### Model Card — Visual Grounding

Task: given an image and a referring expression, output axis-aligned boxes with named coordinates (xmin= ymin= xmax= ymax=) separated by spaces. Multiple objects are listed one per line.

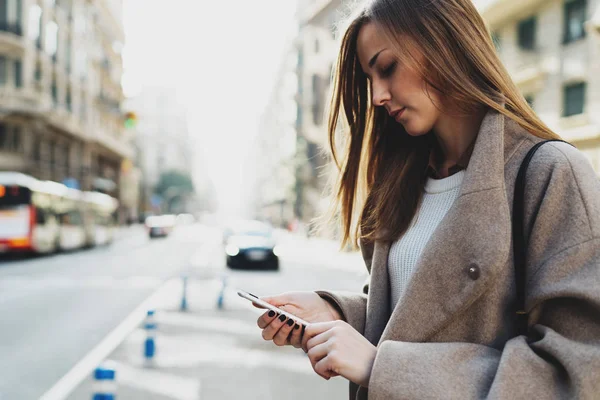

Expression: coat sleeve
xmin=367 ymin=142 xmax=600 ymax=399
xmin=316 ymin=238 xmax=373 ymax=334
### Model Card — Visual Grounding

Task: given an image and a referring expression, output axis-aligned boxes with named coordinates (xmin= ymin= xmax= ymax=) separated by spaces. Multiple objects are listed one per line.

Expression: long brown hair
xmin=326 ymin=0 xmax=560 ymax=249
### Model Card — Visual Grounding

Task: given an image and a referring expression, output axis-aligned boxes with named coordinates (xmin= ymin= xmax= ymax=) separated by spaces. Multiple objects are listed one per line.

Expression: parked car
xmin=225 ymin=220 xmax=280 ymax=270
xmin=145 ymin=215 xmax=176 ymax=238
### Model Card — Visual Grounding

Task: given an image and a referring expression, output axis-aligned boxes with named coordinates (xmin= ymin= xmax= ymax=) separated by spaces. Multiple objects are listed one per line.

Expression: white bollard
xmin=180 ymin=276 xmax=188 ymax=311
xmin=216 ymin=275 xmax=227 ymax=310
xmin=143 ymin=310 xmax=156 ymax=366
xmin=92 ymin=362 xmax=116 ymax=400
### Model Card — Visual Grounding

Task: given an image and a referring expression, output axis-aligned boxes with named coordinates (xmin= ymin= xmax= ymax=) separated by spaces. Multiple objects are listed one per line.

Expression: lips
xmin=390 ymin=107 xmax=406 ymax=121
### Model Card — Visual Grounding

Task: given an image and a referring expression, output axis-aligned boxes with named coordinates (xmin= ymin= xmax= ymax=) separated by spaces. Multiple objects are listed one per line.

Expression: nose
xmin=371 ymin=80 xmax=391 ymax=107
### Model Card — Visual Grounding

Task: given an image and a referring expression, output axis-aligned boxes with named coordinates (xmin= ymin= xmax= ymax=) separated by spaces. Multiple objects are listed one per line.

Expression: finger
xmin=289 ymin=322 xmax=303 ymax=348
xmin=302 ymin=321 xmax=336 ymax=352
xmin=273 ymin=317 xmax=295 ymax=346
xmin=314 ymin=354 xmax=338 ymax=379
xmin=307 ymin=341 xmax=329 ymax=367
xmin=257 ymin=310 xmax=278 ymax=329
xmin=261 ymin=313 xmax=288 ymax=341
xmin=306 ymin=329 xmax=334 ymax=352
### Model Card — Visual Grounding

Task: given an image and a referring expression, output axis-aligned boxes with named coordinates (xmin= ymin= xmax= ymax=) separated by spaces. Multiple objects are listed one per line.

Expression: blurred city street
xmin=1 ymin=0 xmax=599 ymax=398
xmin=0 ymin=223 xmax=367 ymax=399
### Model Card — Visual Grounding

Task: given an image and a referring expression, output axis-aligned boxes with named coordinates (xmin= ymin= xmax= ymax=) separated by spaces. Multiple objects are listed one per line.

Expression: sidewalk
xmin=67 ymin=278 xmax=349 ymax=400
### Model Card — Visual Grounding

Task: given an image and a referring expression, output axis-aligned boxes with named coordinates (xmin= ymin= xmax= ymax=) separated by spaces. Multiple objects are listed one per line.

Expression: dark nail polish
xmin=287 ymin=319 xmax=294 ymax=327
xmin=295 ymin=324 xmax=300 ymax=330
xmin=279 ymin=314 xmax=286 ymax=322
xmin=268 ymin=310 xmax=276 ymax=318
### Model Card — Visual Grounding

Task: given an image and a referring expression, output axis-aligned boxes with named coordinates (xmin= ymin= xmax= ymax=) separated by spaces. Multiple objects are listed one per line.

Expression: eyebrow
xmin=368 ymin=49 xmax=385 ymax=68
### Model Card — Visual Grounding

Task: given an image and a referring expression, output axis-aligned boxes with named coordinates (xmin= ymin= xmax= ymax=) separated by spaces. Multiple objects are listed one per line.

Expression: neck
xmin=432 ymin=106 xmax=487 ymax=164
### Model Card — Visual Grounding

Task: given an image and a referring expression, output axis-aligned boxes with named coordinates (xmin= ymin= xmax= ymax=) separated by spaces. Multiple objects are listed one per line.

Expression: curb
xmin=39 ymin=279 xmax=180 ymax=400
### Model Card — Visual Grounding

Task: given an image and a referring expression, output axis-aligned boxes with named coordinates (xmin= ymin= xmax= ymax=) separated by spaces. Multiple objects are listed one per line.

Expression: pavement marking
xmin=108 ymin=359 xmax=201 ymax=400
xmin=123 ymin=328 xmax=313 ymax=374
xmin=154 ymin=312 xmax=262 ymax=337
xmin=39 ymin=278 xmax=181 ymax=400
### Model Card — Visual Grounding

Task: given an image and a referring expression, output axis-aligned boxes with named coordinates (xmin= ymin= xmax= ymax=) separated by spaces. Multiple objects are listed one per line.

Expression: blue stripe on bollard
xmin=94 ymin=367 xmax=116 ymax=380
xmin=92 ymin=394 xmax=115 ymax=400
xmin=92 ymin=363 xmax=116 ymax=400
xmin=144 ymin=337 xmax=155 ymax=358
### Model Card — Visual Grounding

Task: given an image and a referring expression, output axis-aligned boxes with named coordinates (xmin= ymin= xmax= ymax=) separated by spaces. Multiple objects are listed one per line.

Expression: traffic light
xmin=124 ymin=111 xmax=137 ymax=129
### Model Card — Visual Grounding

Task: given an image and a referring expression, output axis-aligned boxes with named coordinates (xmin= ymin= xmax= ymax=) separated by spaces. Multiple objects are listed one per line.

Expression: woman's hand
xmin=302 ymin=320 xmax=377 ymax=387
xmin=256 ymin=291 xmax=342 ymax=348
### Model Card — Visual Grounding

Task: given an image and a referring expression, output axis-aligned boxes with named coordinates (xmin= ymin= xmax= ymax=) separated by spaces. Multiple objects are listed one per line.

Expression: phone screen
xmin=237 ymin=290 xmax=309 ymax=326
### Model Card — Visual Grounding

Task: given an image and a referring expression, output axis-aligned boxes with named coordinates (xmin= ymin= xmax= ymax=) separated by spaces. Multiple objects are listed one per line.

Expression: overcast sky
xmin=122 ymin=0 xmax=298 ymax=216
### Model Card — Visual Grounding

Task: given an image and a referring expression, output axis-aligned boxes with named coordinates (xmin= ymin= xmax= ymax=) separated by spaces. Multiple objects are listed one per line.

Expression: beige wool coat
xmin=318 ymin=109 xmax=600 ymax=399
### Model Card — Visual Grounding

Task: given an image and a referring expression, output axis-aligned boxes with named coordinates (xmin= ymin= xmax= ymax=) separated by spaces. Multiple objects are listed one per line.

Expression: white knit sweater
xmin=388 ymin=170 xmax=465 ymax=308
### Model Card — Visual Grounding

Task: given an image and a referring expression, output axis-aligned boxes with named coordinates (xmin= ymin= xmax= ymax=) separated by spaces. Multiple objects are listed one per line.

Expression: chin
xmin=402 ymin=122 xmax=431 ymax=137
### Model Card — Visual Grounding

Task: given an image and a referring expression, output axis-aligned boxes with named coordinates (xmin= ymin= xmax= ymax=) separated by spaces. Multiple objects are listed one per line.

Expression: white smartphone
xmin=237 ymin=290 xmax=310 ymax=326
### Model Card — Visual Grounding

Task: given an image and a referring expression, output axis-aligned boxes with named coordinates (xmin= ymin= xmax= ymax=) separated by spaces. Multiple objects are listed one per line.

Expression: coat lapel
xmin=363 ymin=240 xmax=391 ymax=344
xmin=369 ymin=109 xmax=516 ymax=344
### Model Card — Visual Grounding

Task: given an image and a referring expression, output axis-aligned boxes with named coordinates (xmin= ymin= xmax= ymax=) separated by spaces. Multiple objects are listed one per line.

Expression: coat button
xmin=467 ymin=264 xmax=480 ymax=280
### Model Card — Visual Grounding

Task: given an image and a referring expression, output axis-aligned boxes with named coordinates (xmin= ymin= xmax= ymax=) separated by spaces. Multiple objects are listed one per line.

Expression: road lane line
xmin=39 ymin=278 xmax=180 ymax=400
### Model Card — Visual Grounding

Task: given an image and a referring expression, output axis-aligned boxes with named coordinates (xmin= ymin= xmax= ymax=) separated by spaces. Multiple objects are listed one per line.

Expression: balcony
xmin=298 ymin=0 xmax=339 ymax=26
xmin=0 ymin=87 xmax=47 ymax=115
xmin=505 ymin=50 xmax=546 ymax=89
xmin=482 ymin=0 xmax=547 ymax=28
xmin=92 ymin=126 xmax=133 ymax=159
xmin=0 ymin=23 xmax=25 ymax=56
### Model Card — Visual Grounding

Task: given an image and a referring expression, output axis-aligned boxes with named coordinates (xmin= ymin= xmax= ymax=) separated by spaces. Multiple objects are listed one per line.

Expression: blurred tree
xmin=154 ymin=170 xmax=195 ymax=197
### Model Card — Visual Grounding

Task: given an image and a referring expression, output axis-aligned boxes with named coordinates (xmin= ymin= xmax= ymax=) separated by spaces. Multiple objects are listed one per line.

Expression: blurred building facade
xmin=0 ymin=0 xmax=136 ymax=220
xmin=124 ymin=86 xmax=194 ymax=215
xmin=246 ymin=47 xmax=298 ymax=228
xmin=482 ymin=0 xmax=600 ymax=171
xmin=294 ymin=0 xmax=344 ymax=235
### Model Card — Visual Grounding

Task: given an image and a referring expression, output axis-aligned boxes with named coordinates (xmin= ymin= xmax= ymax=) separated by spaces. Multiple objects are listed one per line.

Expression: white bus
xmin=0 ymin=172 xmax=119 ymax=254
xmin=82 ymin=191 xmax=119 ymax=246
xmin=0 ymin=173 xmax=62 ymax=254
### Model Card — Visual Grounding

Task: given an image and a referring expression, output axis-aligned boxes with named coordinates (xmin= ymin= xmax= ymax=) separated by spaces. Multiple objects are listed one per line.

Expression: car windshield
xmin=231 ymin=221 xmax=272 ymax=237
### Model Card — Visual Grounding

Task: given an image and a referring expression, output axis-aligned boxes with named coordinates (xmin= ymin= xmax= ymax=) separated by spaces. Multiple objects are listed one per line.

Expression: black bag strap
xmin=512 ymin=139 xmax=566 ymax=336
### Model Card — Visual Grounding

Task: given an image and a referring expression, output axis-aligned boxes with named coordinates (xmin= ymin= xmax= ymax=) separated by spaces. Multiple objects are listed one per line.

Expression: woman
xmin=256 ymin=0 xmax=600 ymax=398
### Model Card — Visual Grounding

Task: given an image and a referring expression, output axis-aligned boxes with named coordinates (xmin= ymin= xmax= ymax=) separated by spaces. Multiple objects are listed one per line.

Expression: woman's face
xmin=357 ymin=22 xmax=443 ymax=136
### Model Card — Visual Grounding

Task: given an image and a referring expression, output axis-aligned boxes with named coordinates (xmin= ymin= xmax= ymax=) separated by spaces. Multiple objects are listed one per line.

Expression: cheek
xmin=403 ymin=103 xmax=439 ymax=136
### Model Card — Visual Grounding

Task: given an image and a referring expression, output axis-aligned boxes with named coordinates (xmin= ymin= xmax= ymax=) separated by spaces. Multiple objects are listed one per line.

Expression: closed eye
xmin=379 ymin=61 xmax=397 ymax=78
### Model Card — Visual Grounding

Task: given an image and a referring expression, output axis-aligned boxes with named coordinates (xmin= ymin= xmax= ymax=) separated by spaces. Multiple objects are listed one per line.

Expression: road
xmin=0 ymin=224 xmax=368 ymax=400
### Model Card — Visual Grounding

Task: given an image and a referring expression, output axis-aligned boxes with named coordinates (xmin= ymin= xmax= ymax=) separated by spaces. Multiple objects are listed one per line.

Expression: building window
xmin=491 ymin=31 xmax=501 ymax=50
xmin=0 ymin=56 xmax=6 ymax=85
xmin=314 ymin=38 xmax=319 ymax=54
xmin=14 ymin=59 xmax=21 ymax=87
xmin=564 ymin=0 xmax=586 ymax=44
xmin=524 ymin=94 xmax=535 ymax=108
xmin=51 ymin=76 xmax=57 ymax=104
xmin=34 ymin=61 xmax=42 ymax=82
xmin=46 ymin=20 xmax=58 ymax=57
xmin=517 ymin=16 xmax=536 ymax=50
xmin=0 ymin=0 xmax=23 ymax=35
xmin=65 ymin=32 xmax=72 ymax=73
xmin=0 ymin=124 xmax=6 ymax=149
xmin=297 ymin=48 xmax=303 ymax=69
xmin=563 ymin=82 xmax=586 ymax=117
xmin=296 ymin=105 xmax=302 ymax=130
xmin=0 ymin=123 xmax=23 ymax=153
xmin=66 ymin=86 xmax=71 ymax=111
xmin=13 ymin=125 xmax=21 ymax=152
xmin=311 ymin=74 xmax=324 ymax=125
